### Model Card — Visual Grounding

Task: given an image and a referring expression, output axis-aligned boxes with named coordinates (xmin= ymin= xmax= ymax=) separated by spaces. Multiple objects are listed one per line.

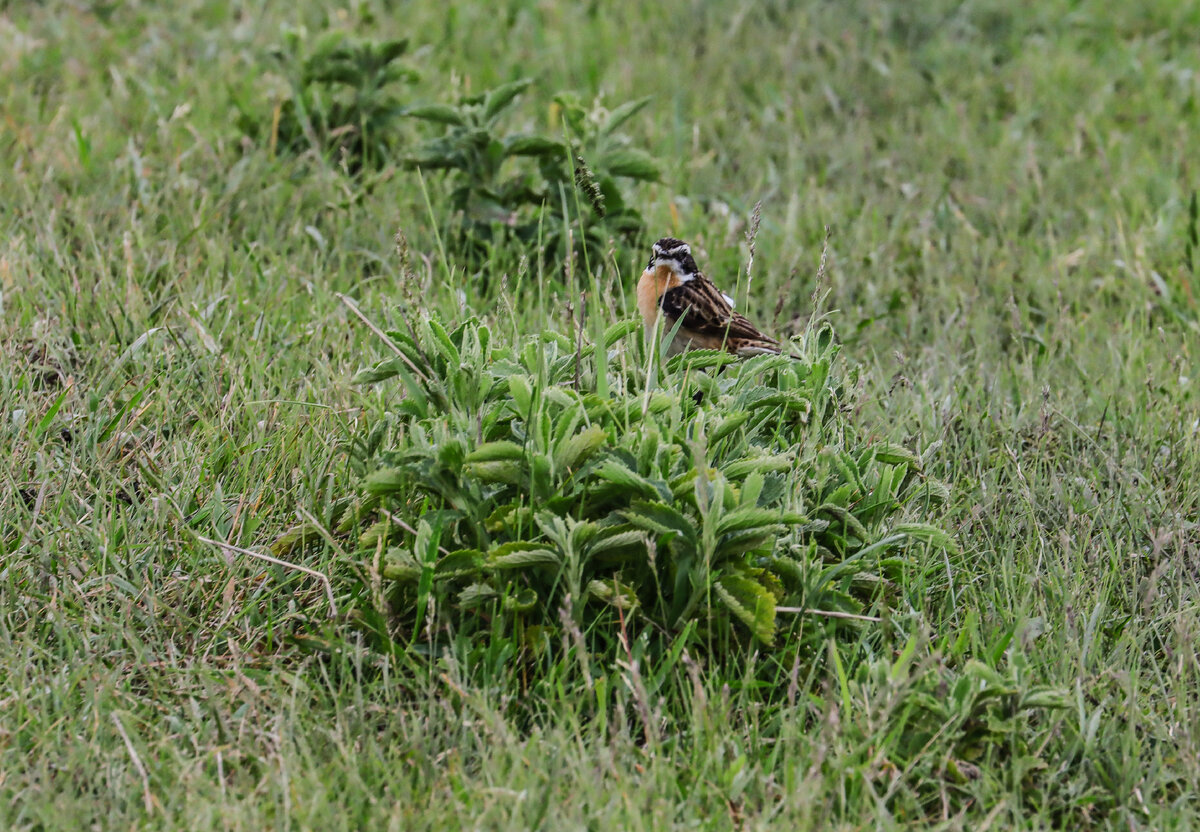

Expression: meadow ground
xmin=3 ymin=1 xmax=1200 ymax=828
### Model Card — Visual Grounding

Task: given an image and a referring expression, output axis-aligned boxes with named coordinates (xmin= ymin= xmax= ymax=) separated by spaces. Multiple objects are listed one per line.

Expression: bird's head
xmin=647 ymin=237 xmax=699 ymax=281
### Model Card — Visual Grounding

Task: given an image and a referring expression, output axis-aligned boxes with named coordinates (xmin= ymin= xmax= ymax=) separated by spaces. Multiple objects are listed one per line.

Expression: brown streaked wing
xmin=659 ymin=275 xmax=777 ymax=345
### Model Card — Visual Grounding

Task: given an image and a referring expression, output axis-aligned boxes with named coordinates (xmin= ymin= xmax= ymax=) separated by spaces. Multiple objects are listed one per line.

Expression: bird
xmin=636 ymin=237 xmax=787 ymax=357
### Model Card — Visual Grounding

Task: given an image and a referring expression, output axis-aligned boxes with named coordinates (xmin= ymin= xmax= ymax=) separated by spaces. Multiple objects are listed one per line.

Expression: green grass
xmin=3 ymin=0 xmax=1199 ymax=828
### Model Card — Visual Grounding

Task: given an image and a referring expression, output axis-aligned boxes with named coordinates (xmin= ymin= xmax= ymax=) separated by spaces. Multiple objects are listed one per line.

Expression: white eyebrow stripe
xmin=653 ymin=243 xmax=691 ymax=256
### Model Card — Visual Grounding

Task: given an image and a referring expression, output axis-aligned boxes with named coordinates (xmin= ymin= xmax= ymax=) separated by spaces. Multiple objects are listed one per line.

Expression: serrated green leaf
xmin=1020 ymin=687 xmax=1071 ymax=709
xmin=588 ymin=529 xmax=646 ymax=556
xmin=403 ymin=103 xmax=466 ymax=125
xmin=714 ymin=573 xmax=776 ymax=645
xmin=555 ymin=425 xmax=608 ymax=471
xmin=873 ymin=442 xmax=920 ymax=467
xmin=465 ymin=440 xmax=526 ymax=463
xmin=458 ymin=582 xmax=499 ymax=608
xmin=893 ymin=522 xmax=960 ymax=555
xmin=271 ymin=523 xmax=321 ymax=556
xmin=602 ymin=148 xmax=661 ymax=181
xmin=489 ymin=548 xmax=560 ymax=568
xmin=482 ymin=78 xmax=533 ymax=120
xmin=351 ymin=356 xmax=405 ymax=384
xmin=622 ymin=500 xmax=696 ymax=543
xmin=504 ymin=135 xmax=566 ymax=157
xmin=376 ymin=37 xmax=409 ymax=64
xmin=364 ymin=468 xmax=408 ymax=494
xmin=602 ymin=96 xmax=652 ymax=134
xmin=715 ymin=529 xmax=777 ymax=559
xmin=723 ymin=454 xmax=794 ymax=479
xmin=464 ymin=459 xmax=522 ymax=485
xmin=716 ymin=507 xmax=806 ymax=536
xmin=710 ymin=411 xmax=751 ymax=444
xmin=666 ymin=349 xmax=739 ymax=373
xmin=509 ymin=374 xmax=533 ymax=416
xmin=594 ymin=459 xmax=662 ymax=499
xmin=603 ymin=318 xmax=641 ymax=348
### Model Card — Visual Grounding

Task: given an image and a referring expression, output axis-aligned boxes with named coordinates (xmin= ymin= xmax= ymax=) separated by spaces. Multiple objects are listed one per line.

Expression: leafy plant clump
xmin=278 ymin=313 xmax=955 ymax=666
xmin=405 ymin=85 xmax=662 ymax=265
xmin=236 ymin=28 xmax=417 ymax=170
xmin=235 ymin=29 xmax=662 ymax=268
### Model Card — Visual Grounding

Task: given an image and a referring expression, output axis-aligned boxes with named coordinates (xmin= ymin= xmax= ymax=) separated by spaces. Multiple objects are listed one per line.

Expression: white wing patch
xmin=721 ymin=292 xmax=735 ymax=307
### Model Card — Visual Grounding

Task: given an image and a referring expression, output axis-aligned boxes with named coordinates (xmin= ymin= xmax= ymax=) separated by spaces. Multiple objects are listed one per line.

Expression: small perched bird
xmin=636 ymin=237 xmax=786 ymax=357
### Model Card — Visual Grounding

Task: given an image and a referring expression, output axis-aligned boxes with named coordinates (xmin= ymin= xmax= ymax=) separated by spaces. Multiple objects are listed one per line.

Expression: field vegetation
xmin=2 ymin=0 xmax=1199 ymax=828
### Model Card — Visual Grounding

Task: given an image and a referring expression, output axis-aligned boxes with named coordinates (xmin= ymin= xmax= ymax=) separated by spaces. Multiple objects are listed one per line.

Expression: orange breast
xmin=636 ymin=266 xmax=685 ymax=329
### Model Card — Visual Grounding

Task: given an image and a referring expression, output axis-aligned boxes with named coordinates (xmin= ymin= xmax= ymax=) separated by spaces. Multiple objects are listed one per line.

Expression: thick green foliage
xmin=235 ymin=28 xmax=418 ymax=170
xmin=405 ymin=85 xmax=661 ymax=264
xmin=278 ymin=315 xmax=954 ymax=659
xmin=235 ymin=26 xmax=661 ymax=265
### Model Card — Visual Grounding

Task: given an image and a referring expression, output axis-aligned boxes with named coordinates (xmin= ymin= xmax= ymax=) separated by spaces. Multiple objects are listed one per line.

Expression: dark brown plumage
xmin=636 ymin=237 xmax=785 ymax=357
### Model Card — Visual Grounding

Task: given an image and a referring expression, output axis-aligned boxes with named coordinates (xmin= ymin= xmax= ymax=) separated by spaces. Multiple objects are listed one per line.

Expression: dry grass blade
xmin=197 ymin=535 xmax=338 ymax=618
xmin=775 ymin=607 xmax=881 ymax=623
xmin=337 ymin=292 xmax=430 ymax=383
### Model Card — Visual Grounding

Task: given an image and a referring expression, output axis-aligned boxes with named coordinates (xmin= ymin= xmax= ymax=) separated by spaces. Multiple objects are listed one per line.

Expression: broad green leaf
xmin=435 ymin=549 xmax=484 ymax=580
xmin=714 ymin=573 xmax=777 ymax=645
xmin=723 ymin=454 xmax=794 ymax=479
xmin=904 ymin=478 xmax=952 ymax=503
xmin=740 ymin=471 xmax=765 ymax=507
xmin=622 ymin=500 xmax=696 ymax=542
xmin=603 ymin=318 xmax=640 ymax=348
xmin=465 ymin=440 xmax=526 ymax=463
xmin=403 ymin=103 xmax=466 ymax=125
xmin=271 ymin=523 xmax=321 ymax=556
xmin=555 ymin=424 xmax=608 ymax=471
xmin=1020 ymin=687 xmax=1071 ymax=709
xmin=364 ymin=468 xmax=407 ymax=494
xmin=458 ymin=582 xmax=499 ymax=608
xmin=487 ymin=541 xmax=560 ymax=569
xmin=602 ymin=96 xmax=652 ymax=134
xmin=893 ymin=522 xmax=960 ymax=555
xmin=594 ymin=459 xmax=663 ymax=500
xmin=588 ymin=529 xmax=646 ymax=556
xmin=716 ymin=507 xmax=806 ymax=536
xmin=602 ymin=148 xmax=661 ymax=181
xmin=376 ymin=37 xmax=409 ymax=64
xmin=425 ymin=317 xmax=459 ymax=364
xmin=504 ymin=135 xmax=566 ymax=157
xmin=816 ymin=503 xmax=870 ymax=542
xmin=715 ymin=529 xmax=777 ymax=559
xmin=503 ymin=586 xmax=538 ymax=612
xmin=464 ymin=459 xmax=522 ymax=485
xmin=382 ymin=552 xmax=421 ymax=582
xmin=873 ymin=442 xmax=921 ymax=467
xmin=710 ymin=411 xmax=751 ymax=444
xmin=666 ymin=349 xmax=739 ymax=373
xmin=508 ymin=374 xmax=533 ymax=416
xmin=489 ymin=548 xmax=560 ymax=568
xmin=482 ymin=78 xmax=534 ymax=120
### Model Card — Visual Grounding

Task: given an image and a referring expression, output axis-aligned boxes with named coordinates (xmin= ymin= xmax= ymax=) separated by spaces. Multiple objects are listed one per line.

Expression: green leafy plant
xmin=277 ymin=312 xmax=954 ymax=667
xmin=845 ymin=644 xmax=1070 ymax=815
xmin=404 ymin=84 xmax=661 ymax=266
xmin=237 ymin=28 xmax=417 ymax=170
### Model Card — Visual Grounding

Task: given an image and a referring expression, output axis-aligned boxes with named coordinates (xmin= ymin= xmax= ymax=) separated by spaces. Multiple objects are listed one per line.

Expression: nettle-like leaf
xmin=601 ymin=148 xmax=661 ymax=182
xmin=714 ymin=572 xmax=777 ymax=645
xmin=249 ymin=29 xmax=418 ymax=170
xmin=304 ymin=313 xmax=956 ymax=663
